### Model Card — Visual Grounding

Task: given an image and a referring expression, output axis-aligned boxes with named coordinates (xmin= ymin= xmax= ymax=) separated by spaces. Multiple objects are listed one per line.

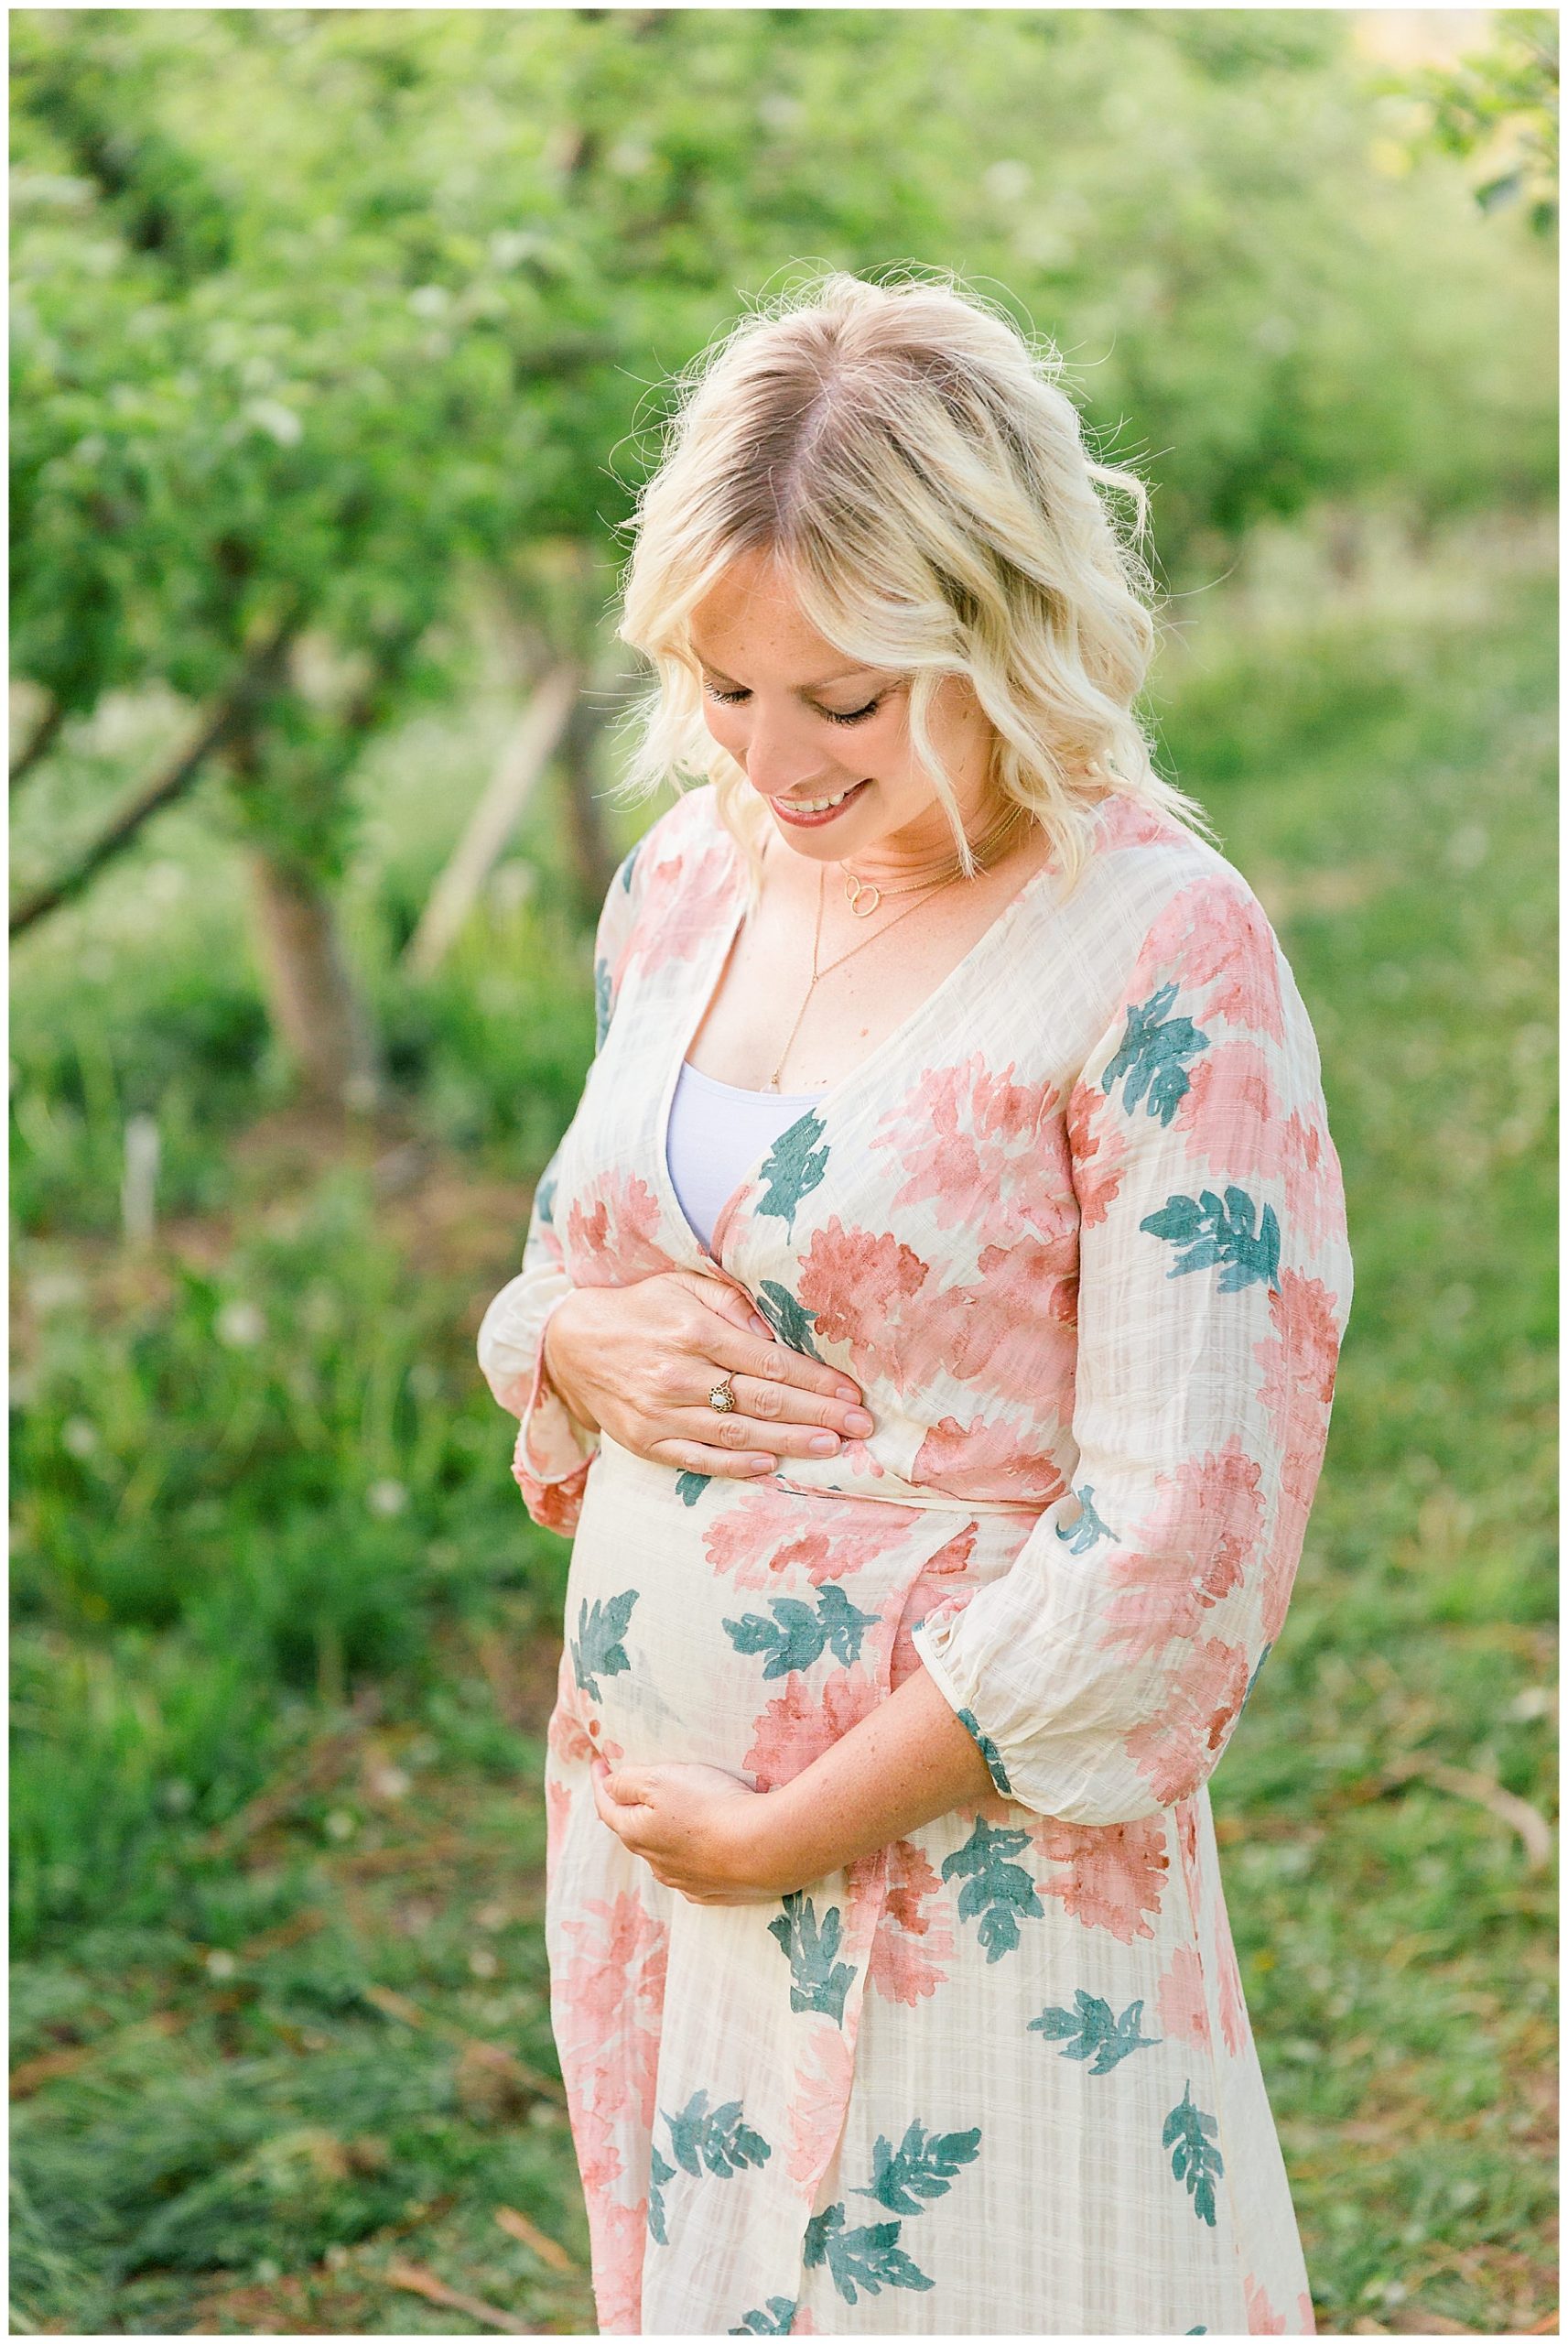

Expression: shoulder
xmin=1065 ymin=793 xmax=1291 ymax=1035
xmin=610 ymin=783 xmax=735 ymax=908
xmin=595 ymin=785 xmax=745 ymax=1011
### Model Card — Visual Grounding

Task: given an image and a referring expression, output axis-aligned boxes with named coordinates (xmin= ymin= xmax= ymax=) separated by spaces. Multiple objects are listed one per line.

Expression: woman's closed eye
xmin=702 ymin=683 xmax=885 ymax=727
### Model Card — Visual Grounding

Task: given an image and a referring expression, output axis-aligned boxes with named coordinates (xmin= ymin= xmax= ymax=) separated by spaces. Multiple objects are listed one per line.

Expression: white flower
xmin=366 ymin=1478 xmax=407 ymax=1517
xmin=216 ymin=1299 xmax=265 ymax=1348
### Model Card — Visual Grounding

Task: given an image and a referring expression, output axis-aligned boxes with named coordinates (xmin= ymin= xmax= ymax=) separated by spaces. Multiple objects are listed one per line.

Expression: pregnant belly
xmin=552 ymin=1435 xmax=1033 ymax=1783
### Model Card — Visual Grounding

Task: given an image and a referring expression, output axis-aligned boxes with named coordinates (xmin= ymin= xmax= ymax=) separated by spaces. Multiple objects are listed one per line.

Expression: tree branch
xmin=9 ymin=693 xmax=65 ymax=791
xmin=9 ymin=616 xmax=297 ymax=938
xmin=403 ymin=662 xmax=582 ymax=979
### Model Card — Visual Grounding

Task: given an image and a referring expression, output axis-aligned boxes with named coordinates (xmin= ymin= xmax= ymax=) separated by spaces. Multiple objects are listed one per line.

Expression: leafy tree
xmin=1391 ymin=11 xmax=1558 ymax=236
xmin=11 ymin=7 xmax=1554 ymax=1111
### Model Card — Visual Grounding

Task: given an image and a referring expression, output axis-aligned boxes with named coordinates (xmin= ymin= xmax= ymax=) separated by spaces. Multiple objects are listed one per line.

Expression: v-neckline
xmin=650 ymin=808 xmax=1072 ymax=1269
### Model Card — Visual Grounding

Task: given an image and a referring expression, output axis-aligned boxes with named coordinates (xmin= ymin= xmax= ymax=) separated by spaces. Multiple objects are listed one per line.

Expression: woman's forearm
xmin=753 ymin=1660 xmax=997 ymax=1887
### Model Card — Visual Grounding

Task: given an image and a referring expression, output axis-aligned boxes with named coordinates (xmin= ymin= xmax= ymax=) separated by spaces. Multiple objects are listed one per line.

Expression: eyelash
xmin=703 ymin=685 xmax=884 ymax=727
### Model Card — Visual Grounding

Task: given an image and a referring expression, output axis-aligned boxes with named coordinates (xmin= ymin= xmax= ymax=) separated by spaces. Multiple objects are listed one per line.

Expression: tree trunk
xmin=245 ymin=846 xmax=383 ymax=1111
xmin=557 ymin=689 xmax=618 ymax=918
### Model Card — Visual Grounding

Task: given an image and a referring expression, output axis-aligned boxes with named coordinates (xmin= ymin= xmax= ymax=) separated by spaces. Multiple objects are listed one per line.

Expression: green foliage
xmin=1391 ymin=11 xmax=1558 ymax=235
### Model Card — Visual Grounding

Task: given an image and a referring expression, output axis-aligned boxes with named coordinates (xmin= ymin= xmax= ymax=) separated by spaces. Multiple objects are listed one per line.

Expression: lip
xmin=769 ymin=778 xmax=871 ymax=829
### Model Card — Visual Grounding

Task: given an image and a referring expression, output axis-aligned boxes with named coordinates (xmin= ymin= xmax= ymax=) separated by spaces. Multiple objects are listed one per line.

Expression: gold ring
xmin=709 ymin=1376 xmax=737 ymax=1414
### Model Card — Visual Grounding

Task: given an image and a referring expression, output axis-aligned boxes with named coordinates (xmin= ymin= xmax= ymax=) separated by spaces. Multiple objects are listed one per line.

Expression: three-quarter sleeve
xmin=476 ymin=836 xmax=644 ymax=1536
xmin=910 ymin=865 xmax=1354 ymax=1825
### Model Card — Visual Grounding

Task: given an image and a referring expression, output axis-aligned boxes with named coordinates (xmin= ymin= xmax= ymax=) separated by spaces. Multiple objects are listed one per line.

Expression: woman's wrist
xmin=541 ymin=1289 xmax=601 ymax=1435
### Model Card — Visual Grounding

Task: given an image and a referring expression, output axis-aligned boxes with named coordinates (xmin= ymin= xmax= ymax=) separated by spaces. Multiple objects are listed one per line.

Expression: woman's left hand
xmin=589 ymin=1754 xmax=795 ymax=1904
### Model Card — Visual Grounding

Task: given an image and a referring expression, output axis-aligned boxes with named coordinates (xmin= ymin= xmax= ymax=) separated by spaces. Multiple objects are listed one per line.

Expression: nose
xmin=741 ymin=710 xmax=846 ymax=800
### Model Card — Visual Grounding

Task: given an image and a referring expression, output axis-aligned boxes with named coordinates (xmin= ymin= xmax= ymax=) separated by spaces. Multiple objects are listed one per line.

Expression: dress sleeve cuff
xmin=911 ymin=1612 xmax=1015 ymax=1799
xmin=502 ymin=1290 xmax=600 ymax=1538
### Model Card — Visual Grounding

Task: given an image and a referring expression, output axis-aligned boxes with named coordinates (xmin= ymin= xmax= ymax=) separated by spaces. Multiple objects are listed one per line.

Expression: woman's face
xmin=687 ymin=547 xmax=999 ymax=871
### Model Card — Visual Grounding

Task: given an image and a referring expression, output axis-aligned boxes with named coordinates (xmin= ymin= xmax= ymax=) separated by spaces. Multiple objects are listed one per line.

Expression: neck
xmin=843 ymin=792 xmax=1032 ymax=887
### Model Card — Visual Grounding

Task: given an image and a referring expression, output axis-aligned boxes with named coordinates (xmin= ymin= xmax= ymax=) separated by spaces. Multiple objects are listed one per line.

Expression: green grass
xmin=9 ymin=505 xmax=1556 ymax=2334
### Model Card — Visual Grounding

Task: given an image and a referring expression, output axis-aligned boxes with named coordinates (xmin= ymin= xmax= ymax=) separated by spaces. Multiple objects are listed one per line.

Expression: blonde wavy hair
xmin=612 ymin=267 xmax=1216 ymax=899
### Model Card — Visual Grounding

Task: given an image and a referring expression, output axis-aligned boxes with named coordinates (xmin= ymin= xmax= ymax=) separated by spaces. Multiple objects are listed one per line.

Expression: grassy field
xmin=9 ymin=505 xmax=1556 ymax=2336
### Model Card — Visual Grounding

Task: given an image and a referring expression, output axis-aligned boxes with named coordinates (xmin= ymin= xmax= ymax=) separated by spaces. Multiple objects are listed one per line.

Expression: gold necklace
xmin=840 ymin=791 xmax=1033 ymax=917
xmin=765 ymin=858 xmax=964 ymax=1091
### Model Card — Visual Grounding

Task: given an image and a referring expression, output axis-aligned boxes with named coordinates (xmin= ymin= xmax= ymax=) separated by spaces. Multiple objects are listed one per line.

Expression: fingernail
xmin=750 ymin=1313 xmax=773 ymax=1338
xmin=809 ymin=1432 xmax=841 ymax=1455
xmin=835 ymin=1384 xmax=860 ymax=1404
xmin=844 ymin=1409 xmax=874 ymax=1437
xmin=746 ymin=1457 xmax=774 ymax=1474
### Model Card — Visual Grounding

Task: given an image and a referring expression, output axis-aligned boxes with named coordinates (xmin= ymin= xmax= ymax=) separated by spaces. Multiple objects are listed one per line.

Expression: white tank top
xmin=666 ymin=1058 xmax=826 ymax=1253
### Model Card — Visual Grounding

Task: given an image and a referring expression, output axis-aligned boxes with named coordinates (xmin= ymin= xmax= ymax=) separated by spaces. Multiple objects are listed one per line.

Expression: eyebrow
xmin=691 ymin=651 xmax=885 ymax=695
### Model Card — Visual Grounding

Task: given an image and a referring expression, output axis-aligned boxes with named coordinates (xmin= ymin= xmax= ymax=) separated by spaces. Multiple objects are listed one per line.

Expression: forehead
xmin=687 ymin=548 xmax=867 ymax=679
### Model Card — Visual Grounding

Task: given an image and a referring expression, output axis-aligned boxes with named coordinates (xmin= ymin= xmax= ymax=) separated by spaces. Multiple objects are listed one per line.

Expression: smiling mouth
xmin=768 ymin=777 xmax=867 ymax=825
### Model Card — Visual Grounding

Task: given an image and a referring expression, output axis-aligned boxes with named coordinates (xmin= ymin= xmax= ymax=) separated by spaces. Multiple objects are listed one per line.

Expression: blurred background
xmin=8 ymin=8 xmax=1557 ymax=2334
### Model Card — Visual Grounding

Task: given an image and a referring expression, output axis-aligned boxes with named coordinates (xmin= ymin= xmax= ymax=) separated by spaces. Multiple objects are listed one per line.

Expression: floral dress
xmin=477 ymin=782 xmax=1352 ymax=2337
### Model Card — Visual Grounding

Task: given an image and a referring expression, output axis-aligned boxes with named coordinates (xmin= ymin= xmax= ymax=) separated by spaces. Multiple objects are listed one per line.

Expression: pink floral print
xmin=475 ymin=781 xmax=1347 ymax=2335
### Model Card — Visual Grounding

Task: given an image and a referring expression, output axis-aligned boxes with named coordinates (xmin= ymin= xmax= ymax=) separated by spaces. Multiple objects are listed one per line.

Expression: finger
xmin=722 ymin=1373 xmax=874 ymax=1438
xmin=698 ymin=1312 xmax=864 ymax=1408
xmin=646 ymin=1438 xmax=784 ymax=1481
xmin=686 ymin=1277 xmax=778 ymax=1347
xmin=671 ymin=1405 xmax=856 ymax=1463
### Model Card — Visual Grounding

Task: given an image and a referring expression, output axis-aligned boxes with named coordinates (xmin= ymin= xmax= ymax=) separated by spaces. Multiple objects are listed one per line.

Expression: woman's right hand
xmin=540 ymin=1271 xmax=875 ymax=1481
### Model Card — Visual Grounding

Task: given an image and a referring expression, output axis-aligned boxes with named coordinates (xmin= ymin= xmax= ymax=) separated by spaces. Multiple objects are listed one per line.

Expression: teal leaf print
xmin=850 ymin=2120 xmax=982 ymax=2216
xmin=1140 ymin=1187 xmax=1281 ymax=1294
xmin=593 ymin=958 xmax=614 ymax=1049
xmin=535 ymin=1167 xmax=558 ymax=1229
xmin=1028 ymin=1991 xmax=1162 ymax=2074
xmin=802 ymin=2202 xmax=935 ymax=2306
xmin=955 ymin=1707 xmax=1012 ymax=1796
xmin=1162 ymin=2081 xmax=1225 ymax=2226
xmin=616 ymin=839 xmax=641 ymax=894
xmin=570 ymin=1588 xmax=639 ymax=1700
xmin=1238 ymin=1640 xmax=1273 ymax=1720
xmin=767 ymin=1891 xmax=857 ymax=2022
xmin=1055 ymin=1484 xmax=1114 ymax=1554
xmin=940 ymin=1816 xmax=1044 ymax=1961
xmin=664 ymin=2089 xmax=772 ymax=2180
xmin=754 ymin=1112 xmax=829 ymax=1233
xmin=730 ymin=2300 xmax=797 ymax=2335
xmin=647 ymin=2139 xmax=676 ymax=2244
xmin=754 ymin=1280 xmax=825 ymax=1362
xmin=1187 ymin=2328 xmax=1209 ymax=2334
xmin=676 ymin=1470 xmax=711 ymax=1507
xmin=723 ymin=1584 xmax=879 ymax=1678
xmin=1104 ymin=982 xmax=1210 ymax=1125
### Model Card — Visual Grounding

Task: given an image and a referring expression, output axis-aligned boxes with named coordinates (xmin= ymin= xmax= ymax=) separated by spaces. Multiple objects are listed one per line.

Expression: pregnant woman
xmin=477 ymin=272 xmax=1352 ymax=2336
